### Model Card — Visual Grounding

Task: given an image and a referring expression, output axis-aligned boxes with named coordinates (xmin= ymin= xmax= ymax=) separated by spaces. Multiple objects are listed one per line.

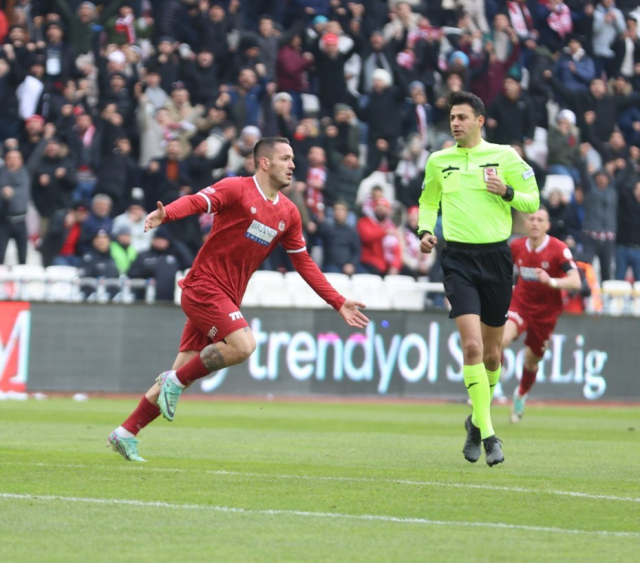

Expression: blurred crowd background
xmin=0 ymin=0 xmax=639 ymax=305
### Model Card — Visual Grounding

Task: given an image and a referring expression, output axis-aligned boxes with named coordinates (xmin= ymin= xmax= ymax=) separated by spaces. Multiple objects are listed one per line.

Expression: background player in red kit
xmin=108 ymin=137 xmax=369 ymax=461
xmin=502 ymin=207 xmax=581 ymax=423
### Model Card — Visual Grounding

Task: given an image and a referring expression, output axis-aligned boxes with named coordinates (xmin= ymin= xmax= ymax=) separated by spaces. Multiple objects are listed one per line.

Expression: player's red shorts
xmin=507 ymin=298 xmax=558 ymax=358
xmin=179 ymin=285 xmax=249 ymax=352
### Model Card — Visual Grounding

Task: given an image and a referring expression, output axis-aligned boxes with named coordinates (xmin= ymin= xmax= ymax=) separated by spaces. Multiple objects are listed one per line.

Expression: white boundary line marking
xmin=2 ymin=461 xmax=640 ymax=504
xmin=1 ymin=492 xmax=638 ymax=538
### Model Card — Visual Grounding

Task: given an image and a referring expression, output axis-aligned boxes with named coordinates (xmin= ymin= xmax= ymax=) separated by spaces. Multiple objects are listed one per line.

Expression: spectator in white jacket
xmin=592 ymin=0 xmax=626 ymax=79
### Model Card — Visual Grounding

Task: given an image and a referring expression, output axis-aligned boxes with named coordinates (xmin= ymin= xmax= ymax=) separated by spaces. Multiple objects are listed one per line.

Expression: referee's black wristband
xmin=417 ymin=230 xmax=432 ymax=240
xmin=502 ymin=185 xmax=515 ymax=202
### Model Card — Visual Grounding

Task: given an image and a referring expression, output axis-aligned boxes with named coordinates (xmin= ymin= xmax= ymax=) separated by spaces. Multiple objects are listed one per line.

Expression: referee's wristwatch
xmin=417 ymin=230 xmax=432 ymax=240
xmin=501 ymin=185 xmax=515 ymax=202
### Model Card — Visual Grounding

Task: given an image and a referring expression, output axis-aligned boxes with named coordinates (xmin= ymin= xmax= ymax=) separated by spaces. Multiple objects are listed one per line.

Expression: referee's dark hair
xmin=447 ymin=91 xmax=486 ymax=118
xmin=254 ymin=136 xmax=290 ymax=166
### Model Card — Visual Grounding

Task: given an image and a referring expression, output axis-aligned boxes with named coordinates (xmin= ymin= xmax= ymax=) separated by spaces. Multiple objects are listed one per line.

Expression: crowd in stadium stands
xmin=0 ymin=0 xmax=639 ymax=303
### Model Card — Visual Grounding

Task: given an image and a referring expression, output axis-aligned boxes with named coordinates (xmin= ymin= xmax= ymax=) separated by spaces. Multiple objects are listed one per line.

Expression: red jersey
xmin=162 ymin=176 xmax=345 ymax=310
xmin=511 ymin=235 xmax=577 ymax=319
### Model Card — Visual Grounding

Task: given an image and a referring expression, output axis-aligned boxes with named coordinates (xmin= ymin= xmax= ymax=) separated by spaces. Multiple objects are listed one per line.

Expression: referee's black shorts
xmin=441 ymin=240 xmax=513 ymax=327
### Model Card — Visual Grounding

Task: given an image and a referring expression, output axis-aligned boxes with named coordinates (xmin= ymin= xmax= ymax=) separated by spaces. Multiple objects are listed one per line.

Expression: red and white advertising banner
xmin=0 ymin=302 xmax=31 ymax=392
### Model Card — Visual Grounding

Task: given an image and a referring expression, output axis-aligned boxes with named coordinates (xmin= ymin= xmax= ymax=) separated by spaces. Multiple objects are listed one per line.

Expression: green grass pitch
xmin=0 ymin=397 xmax=639 ymax=562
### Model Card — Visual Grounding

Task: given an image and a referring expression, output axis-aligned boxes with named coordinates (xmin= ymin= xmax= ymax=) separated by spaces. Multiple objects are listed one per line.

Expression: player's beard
xmin=272 ymin=171 xmax=292 ymax=190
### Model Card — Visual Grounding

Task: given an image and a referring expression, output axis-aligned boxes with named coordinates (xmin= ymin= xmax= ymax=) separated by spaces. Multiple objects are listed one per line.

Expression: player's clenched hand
xmin=420 ymin=234 xmax=437 ymax=254
xmin=339 ymin=299 xmax=369 ymax=329
xmin=144 ymin=201 xmax=166 ymax=232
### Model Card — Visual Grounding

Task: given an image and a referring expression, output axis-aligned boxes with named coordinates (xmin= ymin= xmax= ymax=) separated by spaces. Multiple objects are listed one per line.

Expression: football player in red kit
xmin=503 ymin=207 xmax=581 ymax=423
xmin=108 ymin=137 xmax=369 ymax=461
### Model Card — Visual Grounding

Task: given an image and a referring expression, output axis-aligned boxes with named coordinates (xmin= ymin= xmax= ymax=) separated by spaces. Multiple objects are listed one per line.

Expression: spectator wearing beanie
xmin=79 ymin=228 xmax=120 ymax=300
xmin=547 ymin=109 xmax=582 ymax=184
xmin=112 ymin=194 xmax=152 ymax=254
xmin=403 ymin=81 xmax=433 ymax=150
xmin=394 ymin=134 xmax=429 ymax=211
xmin=357 ymin=68 xmax=405 ymax=172
xmin=110 ymin=223 xmax=137 ymax=276
xmin=263 ymin=91 xmax=299 ymax=138
xmin=128 ymin=226 xmax=193 ymax=301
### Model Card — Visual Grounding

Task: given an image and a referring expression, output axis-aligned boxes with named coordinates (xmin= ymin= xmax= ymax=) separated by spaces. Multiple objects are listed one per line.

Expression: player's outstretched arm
xmin=338 ymin=299 xmax=369 ymax=329
xmin=144 ymin=201 xmax=166 ymax=232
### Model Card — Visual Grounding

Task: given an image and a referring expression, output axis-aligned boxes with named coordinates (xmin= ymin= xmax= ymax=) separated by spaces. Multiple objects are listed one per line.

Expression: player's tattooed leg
xmin=201 ymin=344 xmax=226 ymax=372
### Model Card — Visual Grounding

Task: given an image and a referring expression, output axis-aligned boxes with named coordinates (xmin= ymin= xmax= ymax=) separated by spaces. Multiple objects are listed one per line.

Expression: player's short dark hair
xmin=447 ymin=90 xmax=486 ymax=118
xmin=253 ymin=137 xmax=291 ymax=167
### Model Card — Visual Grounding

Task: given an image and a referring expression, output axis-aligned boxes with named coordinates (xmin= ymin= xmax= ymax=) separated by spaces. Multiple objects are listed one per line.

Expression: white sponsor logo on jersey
xmin=245 ymin=220 xmax=277 ymax=246
xmin=228 ymin=311 xmax=244 ymax=321
xmin=522 ymin=168 xmax=535 ymax=180
xmin=208 ymin=326 xmax=218 ymax=339
xmin=520 ymin=266 xmax=541 ymax=281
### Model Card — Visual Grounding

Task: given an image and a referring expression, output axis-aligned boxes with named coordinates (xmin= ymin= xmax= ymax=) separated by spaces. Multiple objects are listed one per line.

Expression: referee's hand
xmin=485 ymin=175 xmax=507 ymax=197
xmin=420 ymin=233 xmax=438 ymax=254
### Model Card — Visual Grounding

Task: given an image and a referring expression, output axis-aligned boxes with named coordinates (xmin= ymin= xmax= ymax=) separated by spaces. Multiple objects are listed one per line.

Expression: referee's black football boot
xmin=462 ymin=415 xmax=482 ymax=463
xmin=483 ymin=435 xmax=505 ymax=467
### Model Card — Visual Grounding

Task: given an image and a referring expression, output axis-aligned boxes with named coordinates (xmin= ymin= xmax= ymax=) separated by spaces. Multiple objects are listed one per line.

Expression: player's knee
xmin=233 ymin=333 xmax=256 ymax=362
xmin=484 ymin=350 xmax=501 ymax=371
xmin=462 ymin=340 xmax=483 ymax=363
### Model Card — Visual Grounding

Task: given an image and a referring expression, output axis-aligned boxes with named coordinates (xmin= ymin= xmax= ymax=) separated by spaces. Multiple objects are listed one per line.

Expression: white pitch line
xmin=1 ymin=492 xmax=638 ymax=538
xmin=2 ymin=461 xmax=640 ymax=504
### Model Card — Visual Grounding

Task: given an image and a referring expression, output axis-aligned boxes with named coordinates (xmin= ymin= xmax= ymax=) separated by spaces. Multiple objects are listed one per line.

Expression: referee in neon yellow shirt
xmin=419 ymin=91 xmax=539 ymax=467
